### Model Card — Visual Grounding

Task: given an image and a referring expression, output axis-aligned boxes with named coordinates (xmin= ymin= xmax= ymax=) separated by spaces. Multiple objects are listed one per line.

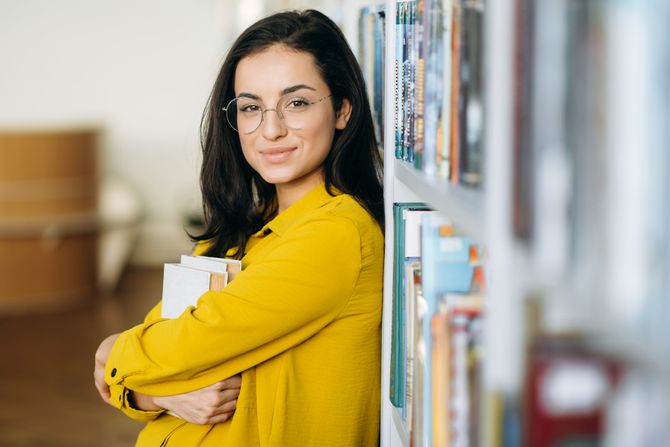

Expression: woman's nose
xmin=260 ymin=108 xmax=288 ymax=140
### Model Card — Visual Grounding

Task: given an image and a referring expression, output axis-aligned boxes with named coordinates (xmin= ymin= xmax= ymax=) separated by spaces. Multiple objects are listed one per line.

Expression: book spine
xmin=449 ymin=0 xmax=462 ymax=184
xmin=209 ymin=272 xmax=228 ymax=291
xmin=431 ymin=307 xmax=450 ymax=446
xmin=422 ymin=0 xmax=444 ymax=177
xmin=390 ymin=203 xmax=405 ymax=407
xmin=414 ymin=0 xmax=425 ymax=170
xmin=459 ymin=0 xmax=485 ymax=187
xmin=404 ymin=261 xmax=421 ymax=427
xmin=439 ymin=0 xmax=454 ymax=178
xmin=402 ymin=1 xmax=413 ymax=162
xmin=391 ymin=203 xmax=432 ymax=411
xmin=395 ymin=1 xmax=405 ymax=159
xmin=374 ymin=7 xmax=386 ymax=148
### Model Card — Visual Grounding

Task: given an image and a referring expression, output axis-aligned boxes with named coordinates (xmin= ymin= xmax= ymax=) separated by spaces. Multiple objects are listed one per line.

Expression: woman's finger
xmin=206 ymin=411 xmax=235 ymax=425
xmin=219 ymin=388 xmax=240 ymax=404
xmin=95 ymin=381 xmax=110 ymax=402
xmin=93 ymin=366 xmax=110 ymax=402
xmin=219 ymin=399 xmax=237 ymax=414
xmin=219 ymin=374 xmax=242 ymax=389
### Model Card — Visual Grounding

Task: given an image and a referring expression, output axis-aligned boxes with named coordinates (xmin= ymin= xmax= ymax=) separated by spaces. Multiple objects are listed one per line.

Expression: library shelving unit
xmin=379 ymin=1 xmax=519 ymax=445
xmin=372 ymin=0 xmax=670 ymax=446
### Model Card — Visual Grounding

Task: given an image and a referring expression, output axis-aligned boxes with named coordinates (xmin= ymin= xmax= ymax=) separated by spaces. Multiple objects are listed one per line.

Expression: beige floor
xmin=0 ymin=268 xmax=163 ymax=447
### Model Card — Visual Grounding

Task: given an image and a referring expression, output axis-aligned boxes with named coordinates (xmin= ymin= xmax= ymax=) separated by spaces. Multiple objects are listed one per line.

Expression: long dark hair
xmin=192 ymin=9 xmax=384 ymax=258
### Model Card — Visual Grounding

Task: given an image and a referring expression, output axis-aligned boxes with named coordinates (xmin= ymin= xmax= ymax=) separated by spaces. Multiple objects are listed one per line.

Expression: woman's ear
xmin=335 ymin=98 xmax=353 ymax=130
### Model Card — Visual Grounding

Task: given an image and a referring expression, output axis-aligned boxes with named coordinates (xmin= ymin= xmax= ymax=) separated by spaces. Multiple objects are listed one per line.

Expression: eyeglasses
xmin=222 ymin=93 xmax=332 ymax=134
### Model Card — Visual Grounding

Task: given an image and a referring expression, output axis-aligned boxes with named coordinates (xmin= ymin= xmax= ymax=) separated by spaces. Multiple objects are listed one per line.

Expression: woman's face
xmin=233 ymin=45 xmax=350 ymax=193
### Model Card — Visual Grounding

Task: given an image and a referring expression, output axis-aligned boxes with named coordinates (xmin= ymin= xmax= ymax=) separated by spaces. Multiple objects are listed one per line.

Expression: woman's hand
xmin=93 ymin=333 xmax=121 ymax=406
xmin=150 ymin=375 xmax=242 ymax=425
xmin=94 ymin=332 xmax=241 ymax=424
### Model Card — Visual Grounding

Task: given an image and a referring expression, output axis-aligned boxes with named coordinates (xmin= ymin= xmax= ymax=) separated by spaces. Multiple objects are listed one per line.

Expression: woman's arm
xmin=104 ymin=215 xmax=363 ymax=396
xmin=95 ymin=333 xmax=241 ymax=424
xmin=132 ymin=376 xmax=241 ymax=425
xmin=93 ymin=333 xmax=120 ymax=406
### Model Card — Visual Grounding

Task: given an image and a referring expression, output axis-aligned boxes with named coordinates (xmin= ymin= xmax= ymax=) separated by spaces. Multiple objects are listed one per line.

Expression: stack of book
xmin=390 ymin=202 xmax=485 ymax=446
xmin=161 ymin=255 xmax=242 ymax=319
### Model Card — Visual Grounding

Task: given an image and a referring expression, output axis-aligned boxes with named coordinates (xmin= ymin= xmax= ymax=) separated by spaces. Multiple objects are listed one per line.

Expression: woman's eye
xmin=240 ymin=103 xmax=260 ymax=113
xmin=285 ymin=98 xmax=309 ymax=109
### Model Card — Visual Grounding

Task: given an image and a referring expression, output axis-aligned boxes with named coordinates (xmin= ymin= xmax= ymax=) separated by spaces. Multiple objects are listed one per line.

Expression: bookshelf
xmin=379 ymin=0 xmax=517 ymax=445
xmin=368 ymin=0 xmax=670 ymax=446
xmin=394 ymin=160 xmax=485 ymax=242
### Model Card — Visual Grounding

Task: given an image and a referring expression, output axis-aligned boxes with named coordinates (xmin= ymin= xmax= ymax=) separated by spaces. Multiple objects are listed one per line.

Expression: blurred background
xmin=0 ymin=0 xmax=341 ymax=270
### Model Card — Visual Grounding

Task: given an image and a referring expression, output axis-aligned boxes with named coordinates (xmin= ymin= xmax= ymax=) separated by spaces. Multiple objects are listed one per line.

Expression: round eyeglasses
xmin=222 ymin=93 xmax=332 ymax=134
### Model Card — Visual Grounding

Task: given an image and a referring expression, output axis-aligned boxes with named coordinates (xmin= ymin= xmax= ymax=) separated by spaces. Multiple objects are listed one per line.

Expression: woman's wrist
xmin=128 ymin=390 xmax=163 ymax=412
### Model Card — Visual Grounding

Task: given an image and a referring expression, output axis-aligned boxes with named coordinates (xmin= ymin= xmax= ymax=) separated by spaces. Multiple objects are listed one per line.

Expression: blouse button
xmin=111 ymin=368 xmax=117 ymax=378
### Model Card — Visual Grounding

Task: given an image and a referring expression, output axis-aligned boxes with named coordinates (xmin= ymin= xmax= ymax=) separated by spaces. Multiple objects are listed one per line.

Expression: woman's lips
xmin=260 ymin=147 xmax=297 ymax=163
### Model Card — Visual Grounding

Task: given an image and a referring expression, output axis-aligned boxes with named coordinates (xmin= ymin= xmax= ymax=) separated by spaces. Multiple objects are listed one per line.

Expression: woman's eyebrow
xmin=280 ymin=84 xmax=316 ymax=95
xmin=237 ymin=92 xmax=261 ymax=100
xmin=237 ymin=84 xmax=316 ymax=100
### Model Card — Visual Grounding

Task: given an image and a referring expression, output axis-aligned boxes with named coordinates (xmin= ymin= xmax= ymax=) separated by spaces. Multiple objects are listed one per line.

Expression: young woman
xmin=94 ymin=9 xmax=384 ymax=446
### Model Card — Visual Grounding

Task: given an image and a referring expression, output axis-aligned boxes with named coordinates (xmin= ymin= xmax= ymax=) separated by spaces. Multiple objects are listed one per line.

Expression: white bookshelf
xmin=394 ymin=161 xmax=486 ymax=242
xmin=391 ymin=406 xmax=410 ymax=446
xmin=353 ymin=0 xmax=670 ymax=445
xmin=379 ymin=0 xmax=520 ymax=446
xmin=582 ymin=326 xmax=670 ymax=378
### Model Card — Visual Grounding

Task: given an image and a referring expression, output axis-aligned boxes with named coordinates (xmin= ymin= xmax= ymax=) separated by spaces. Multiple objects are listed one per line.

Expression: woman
xmin=94 ymin=9 xmax=384 ymax=446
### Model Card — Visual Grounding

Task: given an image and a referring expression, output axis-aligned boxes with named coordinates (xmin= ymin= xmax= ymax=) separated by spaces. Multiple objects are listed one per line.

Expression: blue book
xmin=419 ymin=213 xmax=476 ymax=446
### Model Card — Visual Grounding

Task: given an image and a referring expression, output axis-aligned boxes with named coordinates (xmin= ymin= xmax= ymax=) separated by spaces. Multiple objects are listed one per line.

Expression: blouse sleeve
xmin=108 ymin=385 xmax=165 ymax=421
xmin=105 ymin=214 xmax=362 ymax=396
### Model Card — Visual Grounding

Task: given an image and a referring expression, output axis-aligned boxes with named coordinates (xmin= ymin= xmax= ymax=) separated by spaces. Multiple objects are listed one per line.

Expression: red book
xmin=524 ymin=336 xmax=619 ymax=447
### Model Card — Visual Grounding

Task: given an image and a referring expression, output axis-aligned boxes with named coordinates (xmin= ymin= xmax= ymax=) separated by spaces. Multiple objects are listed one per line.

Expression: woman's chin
xmin=259 ymin=172 xmax=293 ymax=186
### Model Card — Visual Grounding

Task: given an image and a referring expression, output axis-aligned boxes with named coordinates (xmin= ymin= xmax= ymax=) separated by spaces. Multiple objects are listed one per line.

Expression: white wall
xmin=0 ymin=0 xmax=241 ymax=264
xmin=0 ymin=0 xmax=362 ymax=265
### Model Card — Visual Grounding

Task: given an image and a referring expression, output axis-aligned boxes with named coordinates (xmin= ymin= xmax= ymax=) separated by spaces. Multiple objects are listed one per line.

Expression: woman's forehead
xmin=234 ymin=46 xmax=326 ymax=97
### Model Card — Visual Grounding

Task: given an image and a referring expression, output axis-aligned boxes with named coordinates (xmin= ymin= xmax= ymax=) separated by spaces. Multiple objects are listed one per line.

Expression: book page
xmin=180 ymin=255 xmax=228 ymax=273
xmin=161 ymin=264 xmax=212 ymax=318
xmin=198 ymin=255 xmax=242 ymax=281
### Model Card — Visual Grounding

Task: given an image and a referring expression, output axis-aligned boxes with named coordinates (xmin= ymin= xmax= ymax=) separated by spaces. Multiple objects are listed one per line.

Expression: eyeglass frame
xmin=221 ymin=93 xmax=333 ymax=134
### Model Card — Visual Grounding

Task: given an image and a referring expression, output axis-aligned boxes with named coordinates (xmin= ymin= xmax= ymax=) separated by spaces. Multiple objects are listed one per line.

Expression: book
xmin=395 ymin=0 xmax=406 ymax=159
xmin=429 ymin=300 xmax=449 ymax=446
xmin=404 ymin=260 xmax=422 ymax=427
xmin=421 ymin=0 xmax=445 ymax=177
xmin=524 ymin=335 xmax=619 ymax=447
xmin=184 ymin=255 xmax=242 ymax=281
xmin=419 ymin=213 xmax=481 ymax=446
xmin=449 ymin=0 xmax=462 ymax=184
xmin=511 ymin=0 xmax=535 ymax=240
xmin=458 ymin=0 xmax=485 ymax=187
xmin=358 ymin=4 xmax=387 ymax=150
xmin=161 ymin=255 xmax=242 ymax=319
xmin=431 ymin=292 xmax=483 ymax=447
xmin=410 ymin=265 xmax=427 ymax=445
xmin=413 ymin=0 xmax=425 ymax=170
xmin=374 ymin=7 xmax=386 ymax=149
xmin=402 ymin=0 xmax=416 ymax=163
xmin=439 ymin=0 xmax=454 ymax=178
xmin=390 ymin=202 xmax=433 ymax=408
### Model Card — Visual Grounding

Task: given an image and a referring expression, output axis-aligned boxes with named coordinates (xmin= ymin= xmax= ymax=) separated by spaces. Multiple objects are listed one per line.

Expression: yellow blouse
xmin=105 ymin=183 xmax=384 ymax=446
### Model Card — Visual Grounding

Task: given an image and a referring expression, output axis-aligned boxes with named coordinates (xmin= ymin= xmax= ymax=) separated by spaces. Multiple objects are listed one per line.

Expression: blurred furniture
xmin=97 ymin=176 xmax=143 ymax=294
xmin=0 ymin=128 xmax=99 ymax=315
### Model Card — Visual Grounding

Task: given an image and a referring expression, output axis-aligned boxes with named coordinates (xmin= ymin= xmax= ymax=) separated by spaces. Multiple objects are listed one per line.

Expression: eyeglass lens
xmin=225 ymin=94 xmax=328 ymax=134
